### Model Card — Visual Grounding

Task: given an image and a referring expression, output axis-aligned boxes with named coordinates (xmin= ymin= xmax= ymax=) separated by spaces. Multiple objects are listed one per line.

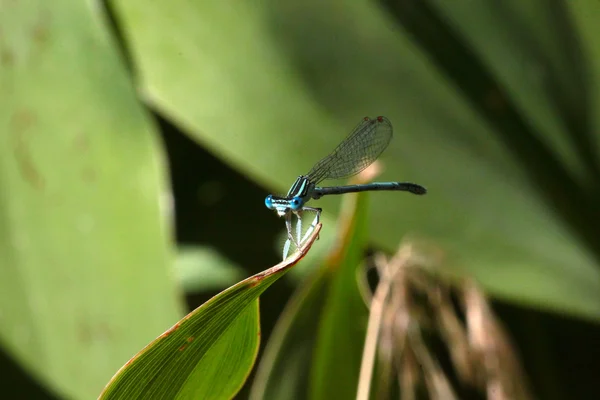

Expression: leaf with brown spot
xmin=100 ymin=225 xmax=321 ymax=400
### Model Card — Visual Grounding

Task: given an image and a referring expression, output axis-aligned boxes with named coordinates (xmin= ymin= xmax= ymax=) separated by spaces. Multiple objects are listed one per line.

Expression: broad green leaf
xmin=0 ymin=1 xmax=183 ymax=399
xmin=111 ymin=0 xmax=600 ymax=320
xmin=429 ymin=0 xmax=595 ymax=179
xmin=175 ymin=246 xmax=245 ymax=293
xmin=570 ymin=0 xmax=600 ymax=160
xmin=100 ymin=226 xmax=321 ymax=400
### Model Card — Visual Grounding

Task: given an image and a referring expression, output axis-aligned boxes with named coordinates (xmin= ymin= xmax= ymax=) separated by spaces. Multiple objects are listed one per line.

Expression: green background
xmin=1 ymin=0 xmax=599 ymax=399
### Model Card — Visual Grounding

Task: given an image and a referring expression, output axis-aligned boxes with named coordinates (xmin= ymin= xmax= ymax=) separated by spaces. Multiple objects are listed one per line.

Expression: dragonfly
xmin=265 ymin=116 xmax=427 ymax=259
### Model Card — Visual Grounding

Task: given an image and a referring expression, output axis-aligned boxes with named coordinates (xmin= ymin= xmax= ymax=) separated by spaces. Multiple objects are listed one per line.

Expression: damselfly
xmin=265 ymin=116 xmax=426 ymax=259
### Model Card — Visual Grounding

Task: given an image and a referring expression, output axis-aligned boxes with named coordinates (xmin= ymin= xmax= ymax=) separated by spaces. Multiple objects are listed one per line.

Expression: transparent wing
xmin=306 ymin=116 xmax=393 ymax=184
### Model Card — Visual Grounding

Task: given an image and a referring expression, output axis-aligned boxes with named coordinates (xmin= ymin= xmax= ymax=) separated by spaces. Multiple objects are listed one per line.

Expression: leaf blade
xmin=0 ymin=1 xmax=184 ymax=398
xmin=100 ymin=226 xmax=322 ymax=400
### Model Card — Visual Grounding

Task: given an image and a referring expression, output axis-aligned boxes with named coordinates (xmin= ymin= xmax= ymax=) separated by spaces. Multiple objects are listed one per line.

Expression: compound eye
xmin=290 ymin=196 xmax=304 ymax=211
xmin=265 ymin=195 xmax=274 ymax=209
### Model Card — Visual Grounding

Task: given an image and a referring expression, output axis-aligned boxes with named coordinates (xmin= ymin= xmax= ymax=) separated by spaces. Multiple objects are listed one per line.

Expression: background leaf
xmin=175 ymin=246 xmax=245 ymax=293
xmin=0 ymin=0 xmax=184 ymax=399
xmin=110 ymin=0 xmax=600 ymax=320
xmin=4 ymin=0 xmax=600 ymax=398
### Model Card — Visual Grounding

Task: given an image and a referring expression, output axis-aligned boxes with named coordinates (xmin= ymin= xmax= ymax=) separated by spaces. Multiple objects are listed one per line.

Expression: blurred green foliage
xmin=111 ymin=0 xmax=600 ymax=318
xmin=175 ymin=246 xmax=245 ymax=293
xmin=1 ymin=1 xmax=184 ymax=398
xmin=2 ymin=0 xmax=600 ymax=399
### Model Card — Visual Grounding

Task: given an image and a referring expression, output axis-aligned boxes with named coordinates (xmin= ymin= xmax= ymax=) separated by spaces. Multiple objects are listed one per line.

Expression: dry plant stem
xmin=356 ymin=239 xmax=533 ymax=400
xmin=356 ymin=258 xmax=392 ymax=400
xmin=356 ymin=247 xmax=412 ymax=400
xmin=434 ymin=286 xmax=478 ymax=386
xmin=408 ymin=328 xmax=459 ymax=400
xmin=464 ymin=281 xmax=534 ymax=400
xmin=374 ymin=350 xmax=394 ymax=400
xmin=375 ymin=297 xmax=399 ymax=400
xmin=356 ymin=255 xmax=382 ymax=308
xmin=399 ymin=348 xmax=417 ymax=400
xmin=390 ymin=286 xmax=415 ymax=400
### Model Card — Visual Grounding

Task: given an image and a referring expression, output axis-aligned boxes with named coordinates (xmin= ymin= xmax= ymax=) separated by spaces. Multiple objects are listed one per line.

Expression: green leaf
xmin=309 ymin=192 xmax=370 ymax=400
xmin=0 ymin=1 xmax=183 ymax=399
xmin=250 ymin=256 xmax=330 ymax=400
xmin=175 ymin=246 xmax=245 ymax=293
xmin=100 ymin=226 xmax=321 ymax=400
xmin=110 ymin=0 xmax=600 ymax=320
